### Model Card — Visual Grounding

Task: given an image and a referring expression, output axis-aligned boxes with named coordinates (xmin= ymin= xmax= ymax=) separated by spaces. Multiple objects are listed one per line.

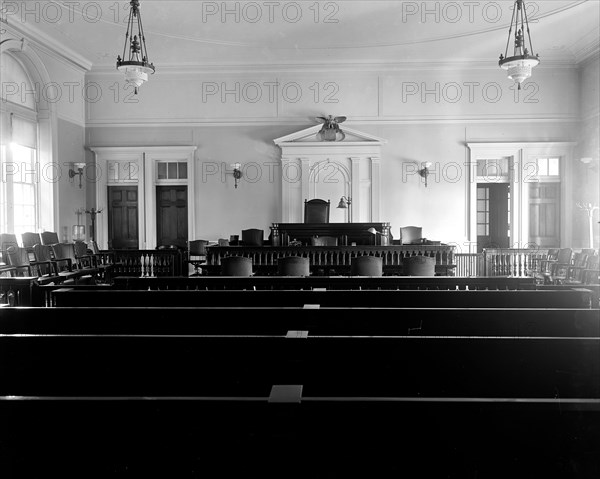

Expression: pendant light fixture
xmin=499 ymin=0 xmax=540 ymax=89
xmin=116 ymin=0 xmax=155 ymax=95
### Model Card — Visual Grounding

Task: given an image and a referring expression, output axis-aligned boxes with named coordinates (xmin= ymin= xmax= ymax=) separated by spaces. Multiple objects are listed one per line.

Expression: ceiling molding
xmin=84 ymin=115 xmax=580 ymax=129
xmin=1 ymin=20 xmax=92 ymax=72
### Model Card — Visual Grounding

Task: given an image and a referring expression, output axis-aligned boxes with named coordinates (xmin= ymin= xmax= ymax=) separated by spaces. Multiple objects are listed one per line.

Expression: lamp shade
xmin=337 ymin=197 xmax=349 ymax=208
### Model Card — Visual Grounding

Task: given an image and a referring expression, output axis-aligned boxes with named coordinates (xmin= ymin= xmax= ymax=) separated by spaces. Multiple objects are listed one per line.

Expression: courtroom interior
xmin=1 ymin=1 xmax=599 ymax=477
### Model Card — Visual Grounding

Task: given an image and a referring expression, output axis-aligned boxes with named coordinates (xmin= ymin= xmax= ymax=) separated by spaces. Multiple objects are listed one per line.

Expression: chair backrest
xmin=6 ymin=246 xmax=30 ymax=268
xmin=404 ymin=255 xmax=436 ymax=276
xmin=51 ymin=243 xmax=77 ymax=263
xmin=88 ymin=240 xmax=100 ymax=254
xmin=41 ymin=231 xmax=60 ymax=245
xmin=33 ymin=243 xmax=54 ymax=263
xmin=277 ymin=256 xmax=310 ymax=276
xmin=399 ymin=226 xmax=422 ymax=245
xmin=556 ymin=248 xmax=573 ymax=264
xmin=221 ymin=256 xmax=253 ymax=276
xmin=304 ymin=199 xmax=330 ymax=223
xmin=73 ymin=241 xmax=89 ymax=258
xmin=241 ymin=229 xmax=264 ymax=246
xmin=1 ymin=233 xmax=19 ymax=254
xmin=311 ymin=235 xmax=338 ymax=246
xmin=351 ymin=255 xmax=383 ymax=276
xmin=21 ymin=232 xmax=41 ymax=249
xmin=189 ymin=239 xmax=209 ymax=257
xmin=32 ymin=244 xmax=56 ymax=276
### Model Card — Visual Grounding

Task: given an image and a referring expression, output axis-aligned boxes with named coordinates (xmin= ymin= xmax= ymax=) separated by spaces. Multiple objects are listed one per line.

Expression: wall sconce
xmin=337 ymin=196 xmax=352 ymax=223
xmin=418 ymin=162 xmax=432 ymax=187
xmin=69 ymin=162 xmax=86 ymax=189
xmin=580 ymin=157 xmax=599 ymax=172
xmin=231 ymin=163 xmax=242 ymax=188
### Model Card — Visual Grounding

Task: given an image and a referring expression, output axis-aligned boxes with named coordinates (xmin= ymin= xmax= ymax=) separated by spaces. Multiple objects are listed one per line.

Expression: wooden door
xmin=156 ymin=186 xmax=188 ymax=249
xmin=529 ymin=183 xmax=560 ymax=247
xmin=108 ymin=186 xmax=138 ymax=249
xmin=477 ymin=183 xmax=510 ymax=253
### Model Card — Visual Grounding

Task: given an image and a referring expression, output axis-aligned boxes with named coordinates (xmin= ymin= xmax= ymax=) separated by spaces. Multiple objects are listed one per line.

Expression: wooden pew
xmin=2 ymin=330 xmax=599 ymax=477
xmin=49 ymin=287 xmax=596 ymax=309
xmin=2 ymin=307 xmax=599 ymax=338
xmin=110 ymin=275 xmax=537 ymax=291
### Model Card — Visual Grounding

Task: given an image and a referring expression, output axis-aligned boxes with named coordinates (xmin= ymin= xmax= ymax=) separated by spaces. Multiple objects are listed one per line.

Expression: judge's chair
xmin=351 ymin=255 xmax=383 ymax=276
xmin=304 ymin=199 xmax=330 ymax=223
xmin=399 ymin=226 xmax=423 ymax=245
xmin=277 ymin=256 xmax=310 ymax=276
xmin=187 ymin=239 xmax=209 ymax=276
xmin=221 ymin=256 xmax=253 ymax=276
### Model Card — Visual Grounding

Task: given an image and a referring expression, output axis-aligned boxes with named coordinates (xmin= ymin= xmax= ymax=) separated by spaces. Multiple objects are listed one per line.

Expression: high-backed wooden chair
xmin=187 ymin=239 xmax=208 ymax=276
xmin=241 ymin=229 xmax=264 ymax=246
xmin=351 ymin=255 xmax=383 ymax=276
xmin=404 ymin=255 xmax=436 ymax=276
xmin=221 ymin=256 xmax=253 ymax=276
xmin=304 ymin=199 xmax=330 ymax=223
xmin=277 ymin=256 xmax=310 ymax=276
xmin=399 ymin=226 xmax=422 ymax=245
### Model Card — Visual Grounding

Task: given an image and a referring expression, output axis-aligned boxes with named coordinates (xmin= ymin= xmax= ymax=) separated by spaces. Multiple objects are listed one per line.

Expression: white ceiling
xmin=6 ymin=1 xmax=600 ymax=69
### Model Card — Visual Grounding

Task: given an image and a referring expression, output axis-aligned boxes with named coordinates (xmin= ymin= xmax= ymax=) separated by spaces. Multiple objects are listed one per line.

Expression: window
xmin=0 ymin=53 xmax=39 ymax=236
xmin=157 ymin=162 xmax=188 ymax=181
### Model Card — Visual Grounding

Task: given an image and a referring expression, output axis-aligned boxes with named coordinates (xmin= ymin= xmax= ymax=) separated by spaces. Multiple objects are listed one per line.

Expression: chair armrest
xmin=54 ymin=257 xmax=73 ymax=271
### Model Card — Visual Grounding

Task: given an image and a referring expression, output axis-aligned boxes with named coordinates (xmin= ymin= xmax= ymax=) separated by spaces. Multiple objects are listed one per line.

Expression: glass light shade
xmin=500 ymin=56 xmax=540 ymax=85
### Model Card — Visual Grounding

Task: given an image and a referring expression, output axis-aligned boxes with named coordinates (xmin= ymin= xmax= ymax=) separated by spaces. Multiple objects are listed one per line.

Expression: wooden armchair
xmin=33 ymin=244 xmax=79 ymax=284
xmin=51 ymin=243 xmax=95 ymax=284
xmin=5 ymin=245 xmax=63 ymax=285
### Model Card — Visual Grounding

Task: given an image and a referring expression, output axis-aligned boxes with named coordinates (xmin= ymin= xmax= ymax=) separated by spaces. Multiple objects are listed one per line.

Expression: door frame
xmin=467 ymin=142 xmax=575 ymax=251
xmin=91 ymin=146 xmax=197 ymax=249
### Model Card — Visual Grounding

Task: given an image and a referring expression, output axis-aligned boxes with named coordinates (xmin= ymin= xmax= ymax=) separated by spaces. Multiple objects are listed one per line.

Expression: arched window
xmin=0 ymin=52 xmax=40 ymax=237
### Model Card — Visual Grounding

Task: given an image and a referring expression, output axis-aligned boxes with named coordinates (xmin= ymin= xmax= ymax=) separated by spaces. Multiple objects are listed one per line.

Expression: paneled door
xmin=156 ymin=186 xmax=188 ymax=249
xmin=477 ymin=183 xmax=510 ymax=253
xmin=529 ymin=183 xmax=560 ymax=247
xmin=108 ymin=186 xmax=139 ymax=249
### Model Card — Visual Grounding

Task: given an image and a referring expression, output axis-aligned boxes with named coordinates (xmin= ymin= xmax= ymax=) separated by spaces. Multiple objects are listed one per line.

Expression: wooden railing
xmin=100 ymin=249 xmax=184 ymax=277
xmin=205 ymin=245 xmax=456 ymax=275
xmin=483 ymin=248 xmax=550 ymax=277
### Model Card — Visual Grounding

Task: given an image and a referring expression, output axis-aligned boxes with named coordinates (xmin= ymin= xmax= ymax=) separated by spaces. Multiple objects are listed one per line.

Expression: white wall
xmin=85 ymin=64 xmax=582 ymax=248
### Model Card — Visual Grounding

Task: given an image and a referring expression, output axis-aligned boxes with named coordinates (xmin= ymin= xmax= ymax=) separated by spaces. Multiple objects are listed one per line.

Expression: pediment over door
xmin=274 ymin=125 xmax=387 ymax=223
